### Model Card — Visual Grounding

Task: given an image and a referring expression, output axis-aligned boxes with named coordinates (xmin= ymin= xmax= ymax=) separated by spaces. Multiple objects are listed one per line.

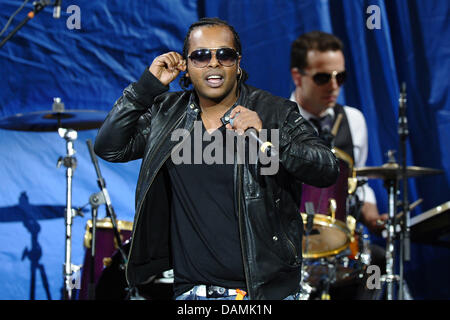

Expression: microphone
xmin=222 ymin=112 xmax=278 ymax=157
xmin=53 ymin=0 xmax=62 ymax=19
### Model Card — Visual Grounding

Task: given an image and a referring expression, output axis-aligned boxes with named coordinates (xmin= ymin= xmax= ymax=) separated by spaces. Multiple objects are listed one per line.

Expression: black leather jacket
xmin=94 ymin=69 xmax=339 ymax=299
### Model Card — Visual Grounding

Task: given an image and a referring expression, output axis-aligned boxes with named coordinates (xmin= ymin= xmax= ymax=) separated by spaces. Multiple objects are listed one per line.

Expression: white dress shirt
xmin=290 ymin=93 xmax=376 ymax=204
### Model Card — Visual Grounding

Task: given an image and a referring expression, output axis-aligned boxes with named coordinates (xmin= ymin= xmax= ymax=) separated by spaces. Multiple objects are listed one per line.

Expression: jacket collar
xmin=185 ymin=83 xmax=247 ymax=124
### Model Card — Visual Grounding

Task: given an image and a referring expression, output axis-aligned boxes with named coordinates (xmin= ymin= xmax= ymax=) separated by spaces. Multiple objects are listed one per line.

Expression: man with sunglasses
xmin=94 ymin=18 xmax=339 ymax=300
xmin=290 ymin=31 xmax=387 ymax=299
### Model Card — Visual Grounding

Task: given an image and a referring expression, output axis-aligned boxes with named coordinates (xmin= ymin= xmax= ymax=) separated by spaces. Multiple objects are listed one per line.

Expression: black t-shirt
xmin=167 ymin=120 xmax=246 ymax=297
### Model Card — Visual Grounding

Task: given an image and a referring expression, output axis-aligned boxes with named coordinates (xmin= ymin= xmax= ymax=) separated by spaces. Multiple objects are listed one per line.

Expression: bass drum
xmin=95 ymin=240 xmax=174 ymax=300
xmin=79 ymin=218 xmax=133 ymax=300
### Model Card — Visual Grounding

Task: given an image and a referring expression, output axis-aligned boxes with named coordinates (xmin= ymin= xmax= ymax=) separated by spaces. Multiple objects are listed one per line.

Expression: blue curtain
xmin=0 ymin=0 xmax=449 ymax=299
xmin=0 ymin=0 xmax=198 ymax=300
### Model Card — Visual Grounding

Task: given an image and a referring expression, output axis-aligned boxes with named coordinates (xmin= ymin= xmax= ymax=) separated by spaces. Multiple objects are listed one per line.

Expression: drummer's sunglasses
xmin=188 ymin=47 xmax=240 ymax=68
xmin=300 ymin=70 xmax=347 ymax=86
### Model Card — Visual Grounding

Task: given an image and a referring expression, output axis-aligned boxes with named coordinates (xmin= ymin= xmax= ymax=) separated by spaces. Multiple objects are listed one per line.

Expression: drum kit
xmin=298 ymin=149 xmax=443 ymax=300
xmin=297 ymin=84 xmax=445 ymax=300
xmin=0 ymin=94 xmax=445 ymax=300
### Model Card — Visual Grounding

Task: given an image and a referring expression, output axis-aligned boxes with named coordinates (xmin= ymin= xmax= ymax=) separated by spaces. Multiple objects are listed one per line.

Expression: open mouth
xmin=205 ymin=74 xmax=225 ymax=88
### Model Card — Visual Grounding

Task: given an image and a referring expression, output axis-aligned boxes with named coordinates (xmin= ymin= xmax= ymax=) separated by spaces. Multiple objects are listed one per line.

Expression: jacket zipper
xmin=284 ymin=234 xmax=299 ymax=264
xmin=277 ymin=199 xmax=300 ymax=264
xmin=125 ymin=112 xmax=189 ymax=286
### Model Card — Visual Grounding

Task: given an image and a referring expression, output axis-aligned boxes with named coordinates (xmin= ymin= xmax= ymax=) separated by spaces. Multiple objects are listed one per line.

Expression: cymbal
xmin=0 ymin=109 xmax=108 ymax=132
xmin=355 ymin=163 xmax=443 ymax=180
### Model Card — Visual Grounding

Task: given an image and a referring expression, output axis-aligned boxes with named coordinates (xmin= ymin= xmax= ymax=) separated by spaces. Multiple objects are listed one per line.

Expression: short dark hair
xmin=179 ymin=17 xmax=248 ymax=90
xmin=290 ymin=31 xmax=344 ymax=71
xmin=181 ymin=17 xmax=242 ymax=60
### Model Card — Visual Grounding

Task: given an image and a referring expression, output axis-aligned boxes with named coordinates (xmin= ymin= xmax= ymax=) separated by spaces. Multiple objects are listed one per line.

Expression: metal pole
xmin=58 ymin=128 xmax=78 ymax=300
xmin=385 ymin=180 xmax=396 ymax=300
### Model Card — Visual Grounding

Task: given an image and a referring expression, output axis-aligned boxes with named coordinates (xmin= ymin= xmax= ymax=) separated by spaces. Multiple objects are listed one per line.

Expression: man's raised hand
xmin=149 ymin=52 xmax=186 ymax=86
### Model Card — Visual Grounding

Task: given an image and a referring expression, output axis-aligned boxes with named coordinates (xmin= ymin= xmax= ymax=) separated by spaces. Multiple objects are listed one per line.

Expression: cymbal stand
xmin=398 ymin=83 xmax=410 ymax=300
xmin=57 ymin=127 xmax=79 ymax=300
xmin=381 ymin=175 xmax=400 ymax=300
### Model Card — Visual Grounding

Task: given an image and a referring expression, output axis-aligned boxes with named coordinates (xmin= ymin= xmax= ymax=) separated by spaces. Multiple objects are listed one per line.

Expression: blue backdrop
xmin=0 ymin=0 xmax=449 ymax=300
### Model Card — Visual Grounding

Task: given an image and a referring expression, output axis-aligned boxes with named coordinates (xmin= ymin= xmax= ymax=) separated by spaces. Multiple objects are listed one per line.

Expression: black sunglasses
xmin=301 ymin=70 xmax=347 ymax=86
xmin=188 ymin=47 xmax=240 ymax=68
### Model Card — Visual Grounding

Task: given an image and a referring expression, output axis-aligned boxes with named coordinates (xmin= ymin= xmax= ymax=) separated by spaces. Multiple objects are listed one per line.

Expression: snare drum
xmin=300 ymin=148 xmax=356 ymax=259
xmin=300 ymin=226 xmax=372 ymax=298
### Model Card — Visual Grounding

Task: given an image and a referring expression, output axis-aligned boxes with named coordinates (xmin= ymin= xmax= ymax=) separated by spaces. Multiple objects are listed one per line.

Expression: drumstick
xmin=395 ymin=198 xmax=423 ymax=220
xmin=376 ymin=198 xmax=423 ymax=226
xmin=331 ymin=113 xmax=343 ymax=137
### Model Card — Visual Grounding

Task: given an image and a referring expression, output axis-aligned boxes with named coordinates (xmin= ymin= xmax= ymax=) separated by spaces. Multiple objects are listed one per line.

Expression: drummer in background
xmin=289 ymin=31 xmax=388 ymax=298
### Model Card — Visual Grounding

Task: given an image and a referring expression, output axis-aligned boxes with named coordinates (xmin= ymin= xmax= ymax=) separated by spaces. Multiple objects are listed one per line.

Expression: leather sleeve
xmin=278 ymin=108 xmax=340 ymax=188
xmin=94 ymin=68 xmax=169 ymax=162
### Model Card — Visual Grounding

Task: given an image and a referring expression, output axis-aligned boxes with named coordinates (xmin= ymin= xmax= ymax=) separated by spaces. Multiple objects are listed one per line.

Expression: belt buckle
xmin=206 ymin=285 xmax=227 ymax=298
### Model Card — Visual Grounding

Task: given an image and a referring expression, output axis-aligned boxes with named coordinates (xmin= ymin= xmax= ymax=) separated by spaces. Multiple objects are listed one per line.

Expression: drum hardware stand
xmin=321 ymin=199 xmax=338 ymax=301
xmin=298 ymin=269 xmax=313 ymax=300
xmin=57 ymin=124 xmax=80 ymax=300
xmin=299 ymin=202 xmax=316 ymax=300
xmin=304 ymin=202 xmax=315 ymax=238
xmin=379 ymin=146 xmax=414 ymax=300
xmin=319 ymin=262 xmax=335 ymax=300
xmin=360 ymin=231 xmax=372 ymax=266
xmin=381 ymin=158 xmax=400 ymax=300
xmin=52 ymin=97 xmax=86 ymax=300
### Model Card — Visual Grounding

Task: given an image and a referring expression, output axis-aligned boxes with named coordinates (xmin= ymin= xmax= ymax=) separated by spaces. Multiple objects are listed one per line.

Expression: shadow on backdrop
xmin=0 ymin=192 xmax=86 ymax=300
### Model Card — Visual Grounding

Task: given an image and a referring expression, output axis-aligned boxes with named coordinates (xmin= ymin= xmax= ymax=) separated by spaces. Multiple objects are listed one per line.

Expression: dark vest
xmin=332 ymin=104 xmax=354 ymax=162
xmin=299 ymin=104 xmax=356 ymax=222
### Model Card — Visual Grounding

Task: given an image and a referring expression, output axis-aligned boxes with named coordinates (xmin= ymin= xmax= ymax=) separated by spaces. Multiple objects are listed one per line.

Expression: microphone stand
xmin=398 ymin=82 xmax=410 ymax=299
xmin=87 ymin=191 xmax=102 ymax=300
xmin=0 ymin=1 xmax=51 ymax=49
xmin=85 ymin=140 xmax=128 ymax=269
